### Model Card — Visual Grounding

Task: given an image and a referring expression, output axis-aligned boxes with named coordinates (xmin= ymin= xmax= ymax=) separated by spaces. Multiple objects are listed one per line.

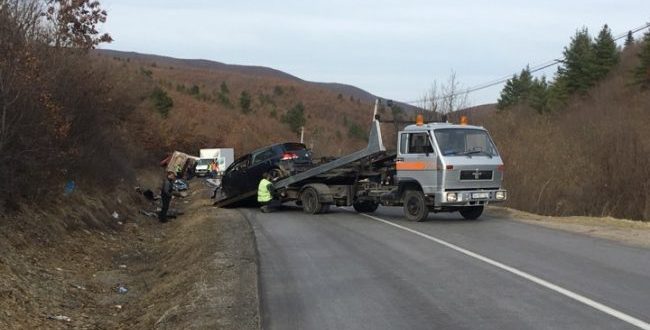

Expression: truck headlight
xmin=495 ymin=191 xmax=506 ymax=200
xmin=447 ymin=193 xmax=457 ymax=202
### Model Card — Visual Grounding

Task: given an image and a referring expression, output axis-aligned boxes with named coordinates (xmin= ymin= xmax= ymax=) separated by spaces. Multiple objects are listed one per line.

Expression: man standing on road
xmin=258 ymin=172 xmax=280 ymax=213
xmin=159 ymin=171 xmax=176 ymax=223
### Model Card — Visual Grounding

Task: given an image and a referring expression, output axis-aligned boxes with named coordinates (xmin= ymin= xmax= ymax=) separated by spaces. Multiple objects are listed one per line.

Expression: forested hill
xmin=476 ymin=25 xmax=650 ymax=221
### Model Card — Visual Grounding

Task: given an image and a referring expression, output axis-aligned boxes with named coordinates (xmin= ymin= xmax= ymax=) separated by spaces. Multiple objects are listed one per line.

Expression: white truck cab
xmin=395 ymin=118 xmax=507 ymax=220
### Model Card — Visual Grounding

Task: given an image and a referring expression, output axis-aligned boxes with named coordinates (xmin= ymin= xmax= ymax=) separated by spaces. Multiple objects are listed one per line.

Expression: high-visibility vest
xmin=257 ymin=178 xmax=272 ymax=202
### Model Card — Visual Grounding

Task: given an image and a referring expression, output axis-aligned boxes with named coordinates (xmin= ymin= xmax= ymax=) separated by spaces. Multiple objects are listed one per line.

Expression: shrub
xmin=347 ymin=122 xmax=367 ymax=140
xmin=281 ymin=102 xmax=306 ymax=135
xmin=239 ymin=91 xmax=252 ymax=114
xmin=150 ymin=87 xmax=174 ymax=117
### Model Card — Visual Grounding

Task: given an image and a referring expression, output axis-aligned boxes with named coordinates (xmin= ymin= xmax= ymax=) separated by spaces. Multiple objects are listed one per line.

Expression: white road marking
xmin=360 ymin=213 xmax=650 ymax=330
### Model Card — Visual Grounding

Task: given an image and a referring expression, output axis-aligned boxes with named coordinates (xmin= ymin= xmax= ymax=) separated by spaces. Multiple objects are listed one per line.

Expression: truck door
xmin=396 ymin=131 xmax=438 ymax=195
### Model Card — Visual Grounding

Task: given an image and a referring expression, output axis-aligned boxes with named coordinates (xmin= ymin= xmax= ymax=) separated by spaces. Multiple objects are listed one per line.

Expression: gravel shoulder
xmin=486 ymin=206 xmax=650 ymax=248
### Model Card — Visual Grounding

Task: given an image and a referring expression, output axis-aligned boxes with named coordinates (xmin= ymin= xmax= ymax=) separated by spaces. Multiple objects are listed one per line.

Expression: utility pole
xmin=300 ymin=126 xmax=304 ymax=143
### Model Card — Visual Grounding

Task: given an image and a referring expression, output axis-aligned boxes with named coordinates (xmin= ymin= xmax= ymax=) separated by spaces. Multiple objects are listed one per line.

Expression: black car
xmin=221 ymin=142 xmax=312 ymax=197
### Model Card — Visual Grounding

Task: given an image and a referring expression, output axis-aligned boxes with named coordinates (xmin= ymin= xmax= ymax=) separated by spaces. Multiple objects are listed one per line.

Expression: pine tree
xmin=529 ymin=76 xmax=550 ymax=113
xmin=497 ymin=74 xmax=520 ymax=110
xmin=239 ymin=91 xmax=252 ymax=114
xmin=220 ymin=81 xmax=229 ymax=94
xmin=496 ymin=67 xmax=533 ymax=110
xmin=634 ymin=31 xmax=650 ymax=88
xmin=517 ymin=67 xmax=534 ymax=99
xmin=558 ymin=28 xmax=597 ymax=94
xmin=624 ymin=30 xmax=635 ymax=47
xmin=593 ymin=24 xmax=619 ymax=80
xmin=546 ymin=76 xmax=569 ymax=111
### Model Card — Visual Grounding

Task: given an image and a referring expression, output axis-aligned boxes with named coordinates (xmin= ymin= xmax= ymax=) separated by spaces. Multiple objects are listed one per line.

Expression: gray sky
xmin=100 ymin=0 xmax=650 ymax=106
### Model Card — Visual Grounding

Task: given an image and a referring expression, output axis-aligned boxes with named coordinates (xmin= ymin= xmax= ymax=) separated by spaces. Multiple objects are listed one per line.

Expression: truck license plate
xmin=472 ymin=192 xmax=489 ymax=199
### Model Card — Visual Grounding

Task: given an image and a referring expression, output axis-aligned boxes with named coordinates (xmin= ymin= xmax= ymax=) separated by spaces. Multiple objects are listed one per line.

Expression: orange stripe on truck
xmin=396 ymin=161 xmax=437 ymax=171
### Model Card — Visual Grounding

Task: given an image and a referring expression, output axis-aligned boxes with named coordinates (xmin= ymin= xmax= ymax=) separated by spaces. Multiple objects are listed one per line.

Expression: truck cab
xmin=395 ymin=120 xmax=507 ymax=221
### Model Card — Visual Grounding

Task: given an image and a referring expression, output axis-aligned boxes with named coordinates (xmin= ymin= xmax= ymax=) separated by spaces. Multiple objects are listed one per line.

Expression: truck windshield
xmin=434 ymin=129 xmax=498 ymax=157
xmin=197 ymin=159 xmax=213 ymax=165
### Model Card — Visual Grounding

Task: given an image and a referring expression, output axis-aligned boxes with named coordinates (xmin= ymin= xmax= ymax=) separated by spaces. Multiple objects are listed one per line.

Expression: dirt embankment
xmin=0 ymin=176 xmax=259 ymax=329
xmin=487 ymin=206 xmax=650 ymax=248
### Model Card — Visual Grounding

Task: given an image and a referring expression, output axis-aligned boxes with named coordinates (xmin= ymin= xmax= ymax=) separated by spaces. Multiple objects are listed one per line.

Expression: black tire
xmin=353 ymin=201 xmax=379 ymax=213
xmin=301 ymin=187 xmax=321 ymax=214
xmin=459 ymin=206 xmax=484 ymax=220
xmin=269 ymin=168 xmax=287 ymax=180
xmin=403 ymin=190 xmax=428 ymax=222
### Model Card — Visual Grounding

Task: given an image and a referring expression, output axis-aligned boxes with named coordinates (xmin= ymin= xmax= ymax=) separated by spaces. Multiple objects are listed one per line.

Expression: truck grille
xmin=460 ymin=170 xmax=493 ymax=180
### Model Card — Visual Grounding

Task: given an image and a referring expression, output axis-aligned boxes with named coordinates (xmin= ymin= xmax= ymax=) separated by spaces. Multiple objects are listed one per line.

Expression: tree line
xmin=497 ymin=24 xmax=650 ymax=112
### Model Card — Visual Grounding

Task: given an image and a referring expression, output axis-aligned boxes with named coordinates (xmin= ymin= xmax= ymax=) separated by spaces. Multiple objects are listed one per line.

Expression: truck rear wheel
xmin=403 ymin=190 xmax=428 ymax=222
xmin=353 ymin=201 xmax=379 ymax=213
xmin=459 ymin=206 xmax=484 ymax=220
xmin=301 ymin=187 xmax=322 ymax=214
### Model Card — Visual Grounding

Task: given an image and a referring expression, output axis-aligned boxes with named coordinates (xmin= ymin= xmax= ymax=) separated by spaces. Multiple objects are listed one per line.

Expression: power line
xmin=404 ymin=22 xmax=650 ymax=105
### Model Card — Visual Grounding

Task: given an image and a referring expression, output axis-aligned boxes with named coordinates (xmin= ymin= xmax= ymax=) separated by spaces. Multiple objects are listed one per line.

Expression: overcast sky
xmin=99 ymin=1 xmax=650 ymax=106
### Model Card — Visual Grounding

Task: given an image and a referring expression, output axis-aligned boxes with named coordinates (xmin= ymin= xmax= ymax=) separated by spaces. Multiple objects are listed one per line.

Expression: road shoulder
xmin=487 ymin=206 xmax=650 ymax=248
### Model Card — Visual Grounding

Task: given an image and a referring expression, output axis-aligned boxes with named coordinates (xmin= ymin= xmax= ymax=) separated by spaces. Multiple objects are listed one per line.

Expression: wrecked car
xmin=221 ymin=143 xmax=312 ymax=197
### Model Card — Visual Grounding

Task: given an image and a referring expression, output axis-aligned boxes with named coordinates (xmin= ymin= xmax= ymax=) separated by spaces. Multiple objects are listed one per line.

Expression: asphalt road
xmin=242 ymin=206 xmax=650 ymax=330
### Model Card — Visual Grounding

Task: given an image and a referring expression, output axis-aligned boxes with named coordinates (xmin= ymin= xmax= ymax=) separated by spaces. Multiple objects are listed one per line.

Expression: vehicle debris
xmin=116 ymin=284 xmax=128 ymax=294
xmin=48 ymin=315 xmax=71 ymax=322
xmin=173 ymin=179 xmax=188 ymax=191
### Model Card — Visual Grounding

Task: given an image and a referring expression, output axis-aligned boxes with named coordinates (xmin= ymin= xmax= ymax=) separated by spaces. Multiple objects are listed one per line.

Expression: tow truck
xmin=215 ymin=100 xmax=507 ymax=221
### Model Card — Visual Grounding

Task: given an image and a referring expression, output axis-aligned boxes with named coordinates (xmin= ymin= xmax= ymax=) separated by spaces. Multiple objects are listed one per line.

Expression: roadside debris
xmin=48 ymin=315 xmax=71 ymax=322
xmin=139 ymin=210 xmax=158 ymax=218
xmin=116 ymin=284 xmax=129 ymax=294
xmin=174 ymin=179 xmax=188 ymax=191
xmin=112 ymin=211 xmax=120 ymax=219
xmin=70 ymin=284 xmax=86 ymax=290
xmin=205 ymin=178 xmax=221 ymax=187
xmin=64 ymin=180 xmax=76 ymax=196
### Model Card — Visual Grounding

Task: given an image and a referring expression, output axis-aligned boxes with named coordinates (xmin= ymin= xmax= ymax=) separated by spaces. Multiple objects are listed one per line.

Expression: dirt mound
xmin=0 ymin=176 xmax=259 ymax=329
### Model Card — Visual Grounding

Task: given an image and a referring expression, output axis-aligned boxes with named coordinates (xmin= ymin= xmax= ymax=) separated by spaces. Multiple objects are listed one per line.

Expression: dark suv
xmin=221 ymin=142 xmax=312 ymax=197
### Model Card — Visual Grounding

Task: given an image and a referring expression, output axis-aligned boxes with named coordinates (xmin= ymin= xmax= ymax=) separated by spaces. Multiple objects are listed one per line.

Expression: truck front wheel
xmin=353 ymin=201 xmax=379 ymax=213
xmin=459 ymin=206 xmax=484 ymax=220
xmin=403 ymin=190 xmax=428 ymax=222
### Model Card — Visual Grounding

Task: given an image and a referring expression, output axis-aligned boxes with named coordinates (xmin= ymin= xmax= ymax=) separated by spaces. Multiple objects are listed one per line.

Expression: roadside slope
xmin=0 ymin=178 xmax=259 ymax=329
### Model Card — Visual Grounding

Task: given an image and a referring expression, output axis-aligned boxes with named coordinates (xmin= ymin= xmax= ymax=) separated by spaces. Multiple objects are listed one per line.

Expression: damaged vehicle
xmin=221 ymin=142 xmax=312 ymax=197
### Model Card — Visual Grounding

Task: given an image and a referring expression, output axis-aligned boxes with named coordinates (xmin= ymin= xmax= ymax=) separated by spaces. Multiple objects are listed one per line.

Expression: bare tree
xmin=0 ymin=0 xmax=43 ymax=154
xmin=419 ymin=81 xmax=440 ymax=121
xmin=419 ymin=71 xmax=470 ymax=122
xmin=440 ymin=70 xmax=469 ymax=114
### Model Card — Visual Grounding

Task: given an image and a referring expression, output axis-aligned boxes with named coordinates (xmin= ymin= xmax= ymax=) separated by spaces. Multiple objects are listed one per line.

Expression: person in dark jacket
xmin=159 ymin=171 xmax=176 ymax=223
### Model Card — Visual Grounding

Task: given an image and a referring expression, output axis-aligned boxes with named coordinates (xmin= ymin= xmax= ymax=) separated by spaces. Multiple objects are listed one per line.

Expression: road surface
xmin=242 ymin=206 xmax=650 ymax=330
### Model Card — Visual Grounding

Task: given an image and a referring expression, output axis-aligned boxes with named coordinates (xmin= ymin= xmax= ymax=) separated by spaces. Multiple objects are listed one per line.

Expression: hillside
xmin=95 ymin=49 xmax=417 ymax=158
xmin=474 ymin=42 xmax=650 ymax=221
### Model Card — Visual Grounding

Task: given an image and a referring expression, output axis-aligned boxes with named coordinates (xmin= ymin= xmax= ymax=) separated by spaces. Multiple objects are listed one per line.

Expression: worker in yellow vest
xmin=258 ymin=172 xmax=280 ymax=213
